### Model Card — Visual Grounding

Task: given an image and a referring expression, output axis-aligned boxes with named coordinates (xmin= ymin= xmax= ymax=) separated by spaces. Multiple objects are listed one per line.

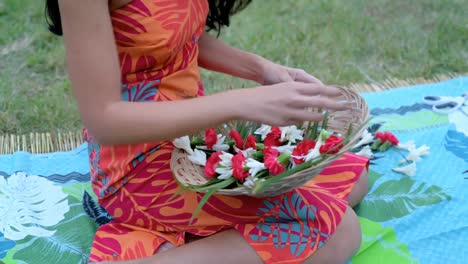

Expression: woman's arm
xmin=58 ymin=0 xmax=347 ymax=146
xmin=59 ymin=0 xmax=246 ymax=145
xmin=198 ymin=33 xmax=267 ymax=84
xmin=198 ymin=33 xmax=323 ymax=86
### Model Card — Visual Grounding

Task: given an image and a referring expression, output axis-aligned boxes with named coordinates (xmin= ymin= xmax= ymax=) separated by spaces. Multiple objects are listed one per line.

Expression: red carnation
xmin=375 ymin=132 xmax=386 ymax=142
xmin=229 ymin=130 xmax=244 ymax=149
xmin=204 ymin=152 xmax=222 ymax=178
xmin=383 ymin=132 xmax=399 ymax=145
xmin=375 ymin=131 xmax=399 ymax=145
xmin=319 ymin=135 xmax=343 ymax=154
xmin=292 ymin=140 xmax=316 ymax=165
xmin=232 ymin=152 xmax=248 ymax=181
xmin=263 ymin=147 xmax=287 ymax=175
xmin=205 ymin=128 xmax=218 ymax=149
xmin=245 ymin=135 xmax=257 ymax=149
xmin=264 ymin=127 xmax=282 ymax=147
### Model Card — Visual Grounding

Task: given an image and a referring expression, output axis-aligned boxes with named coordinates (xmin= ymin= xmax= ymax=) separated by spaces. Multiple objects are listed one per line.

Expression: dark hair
xmin=45 ymin=0 xmax=252 ymax=36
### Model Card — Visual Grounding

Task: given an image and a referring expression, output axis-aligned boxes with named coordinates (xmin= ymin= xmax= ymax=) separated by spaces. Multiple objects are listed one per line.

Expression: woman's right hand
xmin=237 ymin=82 xmax=351 ymax=127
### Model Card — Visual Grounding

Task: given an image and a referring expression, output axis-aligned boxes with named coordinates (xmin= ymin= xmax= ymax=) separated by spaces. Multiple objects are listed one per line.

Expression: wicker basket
xmin=170 ymin=86 xmax=369 ymax=197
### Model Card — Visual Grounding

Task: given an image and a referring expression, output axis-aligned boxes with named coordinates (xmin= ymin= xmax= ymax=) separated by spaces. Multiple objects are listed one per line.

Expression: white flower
xmin=173 ymin=136 xmax=194 ymax=155
xmin=392 ymin=162 xmax=417 ymax=177
xmin=273 ymin=144 xmax=296 ymax=155
xmin=396 ymin=140 xmax=416 ymax=151
xmin=0 ymin=172 xmax=69 ymax=240
xmin=197 ymin=134 xmax=230 ymax=152
xmin=246 ymin=158 xmax=266 ymax=177
xmin=398 ymin=144 xmax=430 ymax=164
xmin=353 ymin=130 xmax=374 ymax=149
xmin=355 ymin=146 xmax=373 ymax=158
xmin=244 ymin=176 xmax=258 ymax=189
xmin=234 ymin=147 xmax=256 ymax=158
xmin=216 ymin=152 xmax=234 ymax=179
xmin=305 ymin=138 xmax=324 ymax=162
xmin=254 ymin=124 xmax=272 ymax=140
xmin=187 ymin=149 xmax=207 ymax=166
xmin=280 ymin=125 xmax=303 ymax=144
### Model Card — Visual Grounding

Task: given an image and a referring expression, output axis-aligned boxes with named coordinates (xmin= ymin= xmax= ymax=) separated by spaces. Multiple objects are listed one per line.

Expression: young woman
xmin=46 ymin=0 xmax=369 ymax=263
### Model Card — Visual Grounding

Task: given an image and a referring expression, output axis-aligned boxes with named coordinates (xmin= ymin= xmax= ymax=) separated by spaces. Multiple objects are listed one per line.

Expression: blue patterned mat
xmin=0 ymin=77 xmax=467 ymax=264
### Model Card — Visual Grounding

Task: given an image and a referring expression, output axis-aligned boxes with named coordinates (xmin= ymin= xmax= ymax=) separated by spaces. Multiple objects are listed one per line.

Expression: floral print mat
xmin=0 ymin=77 xmax=467 ymax=264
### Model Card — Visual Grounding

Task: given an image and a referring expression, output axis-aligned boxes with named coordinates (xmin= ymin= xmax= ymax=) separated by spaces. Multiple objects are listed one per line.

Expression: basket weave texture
xmin=171 ymin=86 xmax=369 ymax=197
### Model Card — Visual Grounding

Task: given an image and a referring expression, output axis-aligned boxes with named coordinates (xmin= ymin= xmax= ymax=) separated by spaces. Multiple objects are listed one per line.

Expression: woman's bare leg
xmin=347 ymin=169 xmax=369 ymax=208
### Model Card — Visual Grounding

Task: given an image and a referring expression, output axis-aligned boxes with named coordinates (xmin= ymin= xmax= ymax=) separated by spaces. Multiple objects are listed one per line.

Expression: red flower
xmin=263 ymin=147 xmax=286 ymax=175
xmin=204 ymin=152 xmax=222 ymax=178
xmin=245 ymin=135 xmax=257 ymax=149
xmin=232 ymin=152 xmax=248 ymax=181
xmin=319 ymin=135 xmax=343 ymax=154
xmin=205 ymin=128 xmax=218 ymax=149
xmin=264 ymin=127 xmax=282 ymax=147
xmin=375 ymin=132 xmax=386 ymax=142
xmin=292 ymin=140 xmax=316 ymax=164
xmin=229 ymin=130 xmax=244 ymax=149
xmin=383 ymin=132 xmax=399 ymax=145
xmin=375 ymin=132 xmax=399 ymax=145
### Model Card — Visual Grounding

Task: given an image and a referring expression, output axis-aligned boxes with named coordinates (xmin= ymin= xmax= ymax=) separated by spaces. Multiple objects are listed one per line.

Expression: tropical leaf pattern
xmin=153 ymin=0 xmax=208 ymax=50
xmin=352 ymin=218 xmax=418 ymax=264
xmin=248 ymin=193 xmax=328 ymax=257
xmin=11 ymin=197 xmax=97 ymax=264
xmin=445 ymin=129 xmax=468 ymax=163
xmin=0 ymin=172 xmax=69 ymax=241
xmin=355 ymin=175 xmax=451 ymax=222
xmin=371 ymin=110 xmax=449 ymax=131
xmin=0 ymin=233 xmax=15 ymax=259
xmin=88 ymin=150 xmax=367 ymax=263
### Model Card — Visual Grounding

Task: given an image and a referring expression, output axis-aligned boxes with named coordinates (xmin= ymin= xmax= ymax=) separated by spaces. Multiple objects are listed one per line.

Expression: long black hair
xmin=45 ymin=0 xmax=252 ymax=36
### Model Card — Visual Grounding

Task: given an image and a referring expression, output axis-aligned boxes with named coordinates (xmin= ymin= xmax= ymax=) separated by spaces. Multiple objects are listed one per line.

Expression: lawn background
xmin=0 ymin=0 xmax=467 ymax=134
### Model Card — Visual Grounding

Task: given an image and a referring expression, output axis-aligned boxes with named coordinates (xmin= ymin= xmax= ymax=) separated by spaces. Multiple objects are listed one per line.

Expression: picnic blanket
xmin=0 ymin=77 xmax=467 ymax=264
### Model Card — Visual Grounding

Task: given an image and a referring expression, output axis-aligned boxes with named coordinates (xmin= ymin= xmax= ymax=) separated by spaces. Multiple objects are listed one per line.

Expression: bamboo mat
xmin=1 ymin=73 xmax=466 ymax=155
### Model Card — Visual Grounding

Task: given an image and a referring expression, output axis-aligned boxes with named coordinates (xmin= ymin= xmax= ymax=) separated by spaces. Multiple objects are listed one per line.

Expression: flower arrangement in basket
xmin=170 ymin=86 xmax=369 ymax=220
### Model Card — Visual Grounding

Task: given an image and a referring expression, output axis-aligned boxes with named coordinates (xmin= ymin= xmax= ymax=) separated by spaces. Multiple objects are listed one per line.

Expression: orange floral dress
xmin=85 ymin=1 xmax=369 ymax=263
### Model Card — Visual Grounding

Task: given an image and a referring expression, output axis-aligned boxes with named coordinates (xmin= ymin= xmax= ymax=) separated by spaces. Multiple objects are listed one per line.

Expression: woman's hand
xmin=258 ymin=61 xmax=324 ymax=86
xmin=236 ymin=82 xmax=350 ymax=127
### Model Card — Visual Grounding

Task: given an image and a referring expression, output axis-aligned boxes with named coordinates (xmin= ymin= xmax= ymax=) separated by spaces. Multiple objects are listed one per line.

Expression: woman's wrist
xmin=244 ymin=53 xmax=271 ymax=84
xmin=217 ymin=88 xmax=255 ymax=121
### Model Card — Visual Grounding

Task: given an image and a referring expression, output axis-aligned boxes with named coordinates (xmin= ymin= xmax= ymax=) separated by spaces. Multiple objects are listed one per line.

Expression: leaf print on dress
xmin=111 ymin=0 xmax=151 ymax=47
xmin=121 ymin=81 xmax=159 ymax=102
xmin=249 ymin=193 xmax=327 ymax=257
xmin=154 ymin=0 xmax=209 ymax=50
xmin=0 ymin=172 xmax=69 ymax=240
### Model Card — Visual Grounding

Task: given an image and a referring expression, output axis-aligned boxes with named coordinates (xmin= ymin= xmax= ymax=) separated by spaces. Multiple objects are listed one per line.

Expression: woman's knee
xmin=348 ymin=169 xmax=369 ymax=207
xmin=305 ymin=207 xmax=361 ymax=264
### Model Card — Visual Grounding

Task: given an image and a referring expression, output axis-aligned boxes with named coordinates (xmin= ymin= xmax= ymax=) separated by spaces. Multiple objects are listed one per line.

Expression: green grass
xmin=0 ymin=0 xmax=467 ymax=134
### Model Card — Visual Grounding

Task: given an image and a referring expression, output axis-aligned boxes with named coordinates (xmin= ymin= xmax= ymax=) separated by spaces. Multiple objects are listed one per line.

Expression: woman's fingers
xmin=289 ymin=68 xmax=324 ymax=85
xmin=293 ymin=83 xmax=343 ymax=98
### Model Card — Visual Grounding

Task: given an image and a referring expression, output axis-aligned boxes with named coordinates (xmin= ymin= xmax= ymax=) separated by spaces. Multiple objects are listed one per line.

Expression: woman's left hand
xmin=259 ymin=61 xmax=324 ymax=86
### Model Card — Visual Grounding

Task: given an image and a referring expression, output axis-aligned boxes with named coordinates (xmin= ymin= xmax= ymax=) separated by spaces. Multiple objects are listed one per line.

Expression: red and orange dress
xmin=85 ymin=1 xmax=369 ymax=263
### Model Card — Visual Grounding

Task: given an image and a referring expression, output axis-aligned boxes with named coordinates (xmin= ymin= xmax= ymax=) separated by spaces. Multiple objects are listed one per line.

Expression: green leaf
xmin=371 ymin=110 xmax=449 ymax=131
xmin=354 ymin=177 xmax=451 ymax=222
xmin=352 ymin=218 xmax=418 ymax=264
xmin=189 ymin=177 xmax=237 ymax=223
xmin=12 ymin=196 xmax=98 ymax=264
xmin=368 ymin=170 xmax=383 ymax=190
xmin=62 ymin=180 xmax=94 ymax=201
